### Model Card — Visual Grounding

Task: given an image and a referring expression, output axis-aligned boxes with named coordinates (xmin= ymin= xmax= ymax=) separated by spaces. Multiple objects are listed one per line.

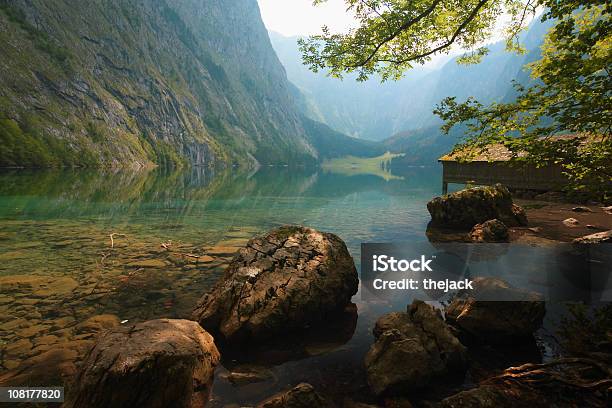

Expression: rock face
xmin=573 ymin=230 xmax=612 ymax=244
xmin=445 ymin=278 xmax=545 ymax=343
xmin=427 ymin=184 xmax=527 ymax=229
xmin=192 ymin=226 xmax=358 ymax=343
xmin=66 ymin=319 xmax=220 ymax=408
xmin=364 ymin=301 xmax=468 ymax=396
xmin=0 ymin=0 xmax=372 ymax=168
xmin=469 ymin=219 xmax=509 ymax=242
xmin=257 ymin=383 xmax=332 ymax=408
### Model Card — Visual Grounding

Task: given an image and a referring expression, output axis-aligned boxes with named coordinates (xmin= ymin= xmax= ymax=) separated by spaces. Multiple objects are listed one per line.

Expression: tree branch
xmin=349 ymin=0 xmax=444 ymax=67
xmin=392 ymin=0 xmax=490 ymax=64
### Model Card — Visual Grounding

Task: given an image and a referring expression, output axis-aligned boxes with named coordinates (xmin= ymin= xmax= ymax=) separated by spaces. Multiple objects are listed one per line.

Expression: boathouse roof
xmin=439 ymin=134 xmax=585 ymax=163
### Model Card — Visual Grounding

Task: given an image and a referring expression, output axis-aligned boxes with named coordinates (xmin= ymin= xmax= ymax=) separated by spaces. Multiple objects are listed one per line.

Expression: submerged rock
xmin=364 ymin=301 xmax=467 ymax=396
xmin=445 ymin=277 xmax=545 ymax=343
xmin=257 ymin=383 xmax=333 ymax=408
xmin=226 ymin=365 xmax=275 ymax=386
xmin=427 ymin=184 xmax=527 ymax=229
xmin=74 ymin=314 xmax=121 ymax=335
xmin=469 ymin=219 xmax=509 ymax=242
xmin=0 ymin=348 xmax=77 ymax=387
xmin=192 ymin=225 xmax=358 ymax=343
xmin=572 ymin=230 xmax=612 ymax=244
xmin=66 ymin=319 xmax=220 ymax=408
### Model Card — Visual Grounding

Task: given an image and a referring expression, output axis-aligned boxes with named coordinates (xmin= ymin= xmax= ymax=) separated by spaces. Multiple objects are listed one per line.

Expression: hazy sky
xmin=257 ymin=0 xmax=355 ymax=37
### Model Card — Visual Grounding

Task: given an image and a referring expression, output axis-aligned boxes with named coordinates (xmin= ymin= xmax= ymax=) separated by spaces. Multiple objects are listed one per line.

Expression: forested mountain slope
xmin=0 ymin=0 xmax=371 ymax=168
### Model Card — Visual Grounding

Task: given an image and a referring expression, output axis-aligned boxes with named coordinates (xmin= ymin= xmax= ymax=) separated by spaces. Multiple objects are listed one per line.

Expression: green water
xmin=0 ymin=165 xmax=465 ymax=404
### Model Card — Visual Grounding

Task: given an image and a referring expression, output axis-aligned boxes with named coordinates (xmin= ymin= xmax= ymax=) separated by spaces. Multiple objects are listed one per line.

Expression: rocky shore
xmin=0 ymin=184 xmax=610 ymax=407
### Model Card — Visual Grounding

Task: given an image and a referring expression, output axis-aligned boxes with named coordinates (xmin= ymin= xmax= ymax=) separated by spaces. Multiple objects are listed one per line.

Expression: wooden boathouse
xmin=439 ymin=143 xmax=568 ymax=194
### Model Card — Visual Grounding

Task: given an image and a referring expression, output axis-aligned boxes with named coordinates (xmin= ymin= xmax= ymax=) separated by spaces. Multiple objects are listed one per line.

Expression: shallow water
xmin=0 ymin=165 xmax=556 ymax=405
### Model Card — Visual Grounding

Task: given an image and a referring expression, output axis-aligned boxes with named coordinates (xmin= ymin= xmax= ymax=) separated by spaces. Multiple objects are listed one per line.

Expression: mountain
xmin=0 ymin=0 xmax=373 ymax=168
xmin=270 ymin=30 xmax=440 ymax=140
xmin=384 ymin=17 xmax=555 ymax=166
xmin=270 ymin=17 xmax=554 ymax=145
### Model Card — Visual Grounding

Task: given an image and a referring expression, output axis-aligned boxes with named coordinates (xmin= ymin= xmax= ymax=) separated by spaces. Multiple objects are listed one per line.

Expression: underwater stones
xmin=573 ymin=230 xmax=612 ymax=244
xmin=75 ymin=314 xmax=121 ymax=335
xmin=364 ymin=301 xmax=467 ymax=396
xmin=197 ymin=255 xmax=215 ymax=263
xmin=66 ymin=319 xmax=220 ymax=408
xmin=0 ymin=348 xmax=78 ymax=387
xmin=427 ymin=184 xmax=528 ymax=229
xmin=445 ymin=277 xmax=545 ymax=343
xmin=226 ymin=365 xmax=274 ymax=386
xmin=205 ymin=245 xmax=241 ymax=257
xmin=0 ymin=275 xmax=78 ymax=295
xmin=0 ymin=318 xmax=28 ymax=331
xmin=50 ymin=316 xmax=76 ymax=330
xmin=257 ymin=383 xmax=332 ymax=408
xmin=3 ymin=338 xmax=33 ymax=357
xmin=469 ymin=219 xmax=509 ymax=242
xmin=16 ymin=324 xmax=50 ymax=338
xmin=0 ymin=295 xmax=13 ymax=304
xmin=125 ymin=259 xmax=167 ymax=268
xmin=193 ymin=225 xmax=358 ymax=343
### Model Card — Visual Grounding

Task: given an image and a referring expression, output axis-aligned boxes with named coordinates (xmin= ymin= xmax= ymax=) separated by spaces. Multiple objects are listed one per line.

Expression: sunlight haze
xmin=257 ymin=0 xmax=355 ymax=36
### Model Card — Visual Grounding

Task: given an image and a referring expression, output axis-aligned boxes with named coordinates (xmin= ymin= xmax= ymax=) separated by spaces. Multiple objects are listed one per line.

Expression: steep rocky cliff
xmin=0 ymin=0 xmax=327 ymax=167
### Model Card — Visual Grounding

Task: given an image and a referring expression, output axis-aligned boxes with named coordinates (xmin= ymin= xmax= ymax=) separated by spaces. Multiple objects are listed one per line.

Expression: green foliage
xmin=0 ymin=118 xmax=96 ymax=167
xmin=85 ymin=121 xmax=105 ymax=143
xmin=299 ymin=0 xmax=538 ymax=81
xmin=302 ymin=116 xmax=384 ymax=159
xmin=435 ymin=1 xmax=611 ymax=199
xmin=0 ymin=118 xmax=52 ymax=167
xmin=0 ymin=2 xmax=72 ymax=69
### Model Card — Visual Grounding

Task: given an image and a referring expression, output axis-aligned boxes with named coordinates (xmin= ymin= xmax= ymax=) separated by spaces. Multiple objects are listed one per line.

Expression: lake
xmin=0 ymin=165 xmax=555 ymax=405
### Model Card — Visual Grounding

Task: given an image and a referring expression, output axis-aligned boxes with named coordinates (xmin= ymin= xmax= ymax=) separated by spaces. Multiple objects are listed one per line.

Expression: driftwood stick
xmin=109 ymin=233 xmax=127 ymax=248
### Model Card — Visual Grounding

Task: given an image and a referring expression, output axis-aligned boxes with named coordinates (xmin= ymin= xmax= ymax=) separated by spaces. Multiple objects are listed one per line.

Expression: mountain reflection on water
xmin=1 ymin=165 xmax=547 ymax=406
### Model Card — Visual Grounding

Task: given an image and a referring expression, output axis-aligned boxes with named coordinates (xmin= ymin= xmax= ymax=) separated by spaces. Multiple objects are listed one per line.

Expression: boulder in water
xmin=364 ymin=300 xmax=468 ymax=396
xmin=66 ymin=319 xmax=220 ymax=408
xmin=469 ymin=219 xmax=509 ymax=242
xmin=427 ymin=184 xmax=527 ymax=229
xmin=192 ymin=225 xmax=358 ymax=343
xmin=445 ymin=277 xmax=545 ymax=343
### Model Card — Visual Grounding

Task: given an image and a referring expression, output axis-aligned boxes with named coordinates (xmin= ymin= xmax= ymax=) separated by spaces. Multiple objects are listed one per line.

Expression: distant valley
xmin=270 ymin=18 xmax=554 ymax=164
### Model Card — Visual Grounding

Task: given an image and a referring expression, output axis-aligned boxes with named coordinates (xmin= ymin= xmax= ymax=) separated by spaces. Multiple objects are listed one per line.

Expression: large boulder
xmin=469 ymin=219 xmax=509 ymax=242
xmin=257 ymin=383 xmax=333 ymax=408
xmin=193 ymin=225 xmax=358 ymax=343
xmin=445 ymin=278 xmax=545 ymax=343
xmin=427 ymin=184 xmax=527 ymax=229
xmin=364 ymin=301 xmax=468 ymax=396
xmin=65 ymin=319 xmax=220 ymax=408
